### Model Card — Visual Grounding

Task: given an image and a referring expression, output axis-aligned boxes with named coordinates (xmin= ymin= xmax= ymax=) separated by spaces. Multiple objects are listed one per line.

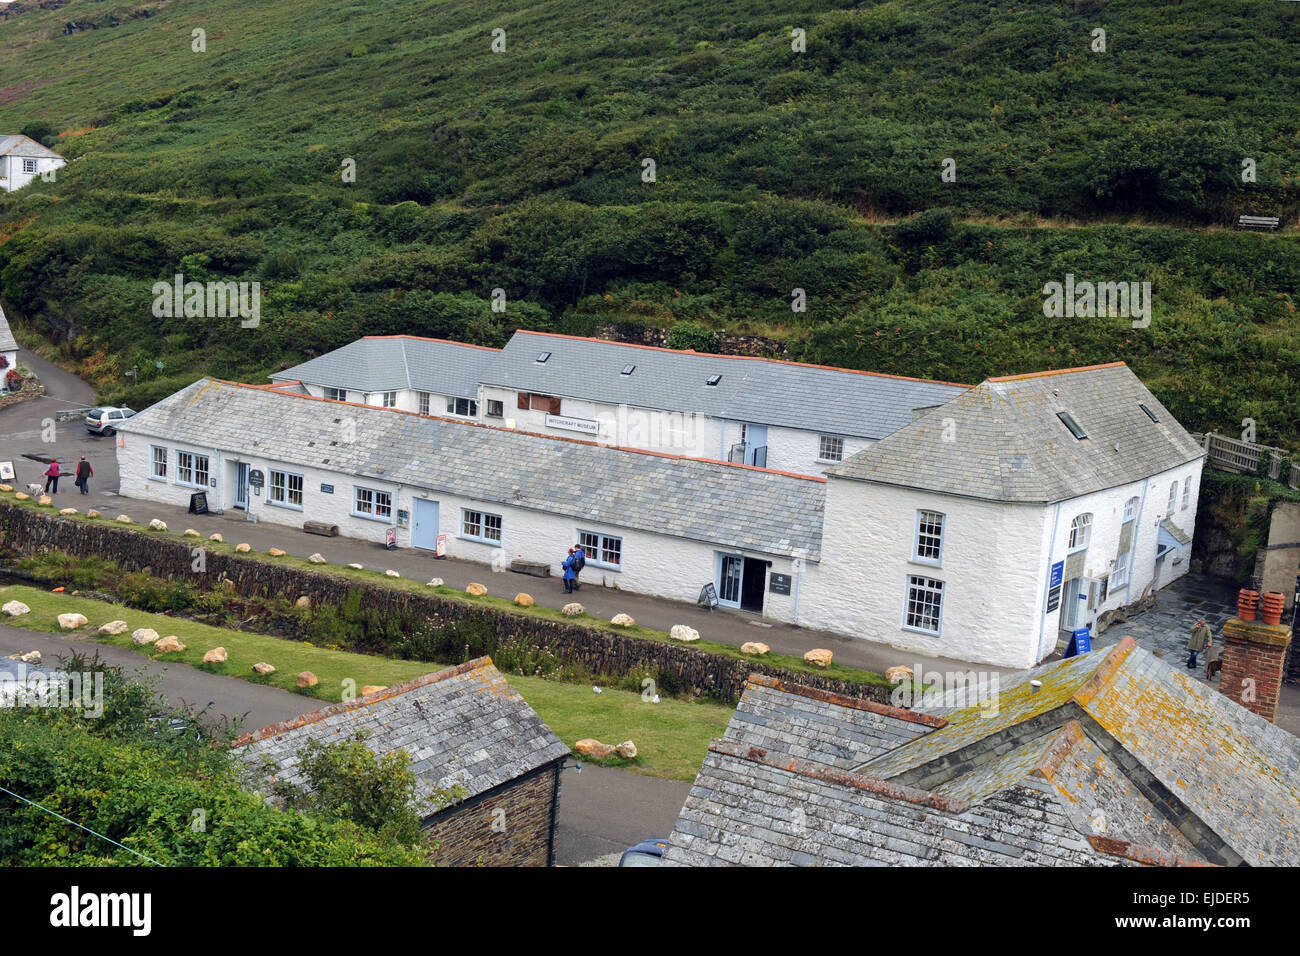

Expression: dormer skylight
xmin=1057 ymin=411 xmax=1088 ymax=441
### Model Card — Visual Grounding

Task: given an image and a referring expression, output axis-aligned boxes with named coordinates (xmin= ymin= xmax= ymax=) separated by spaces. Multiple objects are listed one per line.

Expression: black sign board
xmin=320 ymin=483 xmax=334 ymax=495
xmin=698 ymin=582 xmax=718 ymax=610
xmin=247 ymin=469 xmax=264 ymax=488
xmin=769 ymin=573 xmax=792 ymax=596
xmin=188 ymin=491 xmax=208 ymax=515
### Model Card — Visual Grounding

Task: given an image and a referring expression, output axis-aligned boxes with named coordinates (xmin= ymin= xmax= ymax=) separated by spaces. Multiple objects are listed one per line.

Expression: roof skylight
xmin=706 ymin=374 xmax=722 ymax=387
xmin=1139 ymin=403 xmax=1159 ymax=423
xmin=1057 ymin=412 xmax=1088 ymax=440
xmin=621 ymin=364 xmax=636 ymax=376
xmin=536 ymin=352 xmax=551 ymax=363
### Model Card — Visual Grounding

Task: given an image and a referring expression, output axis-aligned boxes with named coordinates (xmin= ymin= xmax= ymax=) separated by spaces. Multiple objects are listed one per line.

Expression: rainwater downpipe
xmin=1037 ymin=501 xmax=1062 ymax=661
xmin=792 ymin=556 xmax=804 ymax=624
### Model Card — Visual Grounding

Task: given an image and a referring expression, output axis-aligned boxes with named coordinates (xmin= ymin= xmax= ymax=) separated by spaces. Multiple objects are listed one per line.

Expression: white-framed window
xmin=446 ymin=397 xmax=478 ymax=417
xmin=22 ymin=159 xmax=37 ymax=174
xmin=1167 ymin=482 xmax=1177 ymax=515
xmin=904 ymin=575 xmax=944 ymax=635
xmin=269 ymin=469 xmax=304 ymax=509
xmin=461 ymin=509 xmax=502 ymax=545
xmin=175 ymin=451 xmax=209 ymax=487
xmin=150 ymin=446 xmax=168 ymax=480
xmin=354 ymin=486 xmax=392 ymax=521
xmin=1112 ymin=550 xmax=1131 ymax=588
xmin=578 ymin=530 xmax=622 ymax=569
xmin=323 ymin=386 xmax=347 ymax=402
xmin=381 ymin=391 xmax=397 ymax=408
xmin=1122 ymin=496 xmax=1139 ymax=523
xmin=1182 ymin=476 xmax=1191 ymax=510
xmin=486 ymin=399 xmax=504 ymax=418
xmin=913 ymin=510 xmax=945 ymax=564
xmin=1068 ymin=513 xmax=1092 ymax=552
xmin=418 ymin=392 xmax=431 ymax=416
xmin=818 ymin=435 xmax=845 ymax=463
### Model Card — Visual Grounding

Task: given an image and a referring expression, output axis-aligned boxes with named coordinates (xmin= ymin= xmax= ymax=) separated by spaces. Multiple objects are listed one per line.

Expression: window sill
xmin=352 ymin=512 xmax=392 ymax=523
xmin=150 ymin=474 xmax=168 ymax=482
xmin=901 ymin=624 xmax=942 ymax=637
xmin=815 ymin=458 xmax=843 ymax=465
xmin=586 ymin=562 xmax=621 ymax=572
xmin=268 ymin=501 xmax=304 ymax=511
xmin=910 ymin=557 xmax=942 ymax=569
xmin=459 ymin=535 xmax=502 ymax=547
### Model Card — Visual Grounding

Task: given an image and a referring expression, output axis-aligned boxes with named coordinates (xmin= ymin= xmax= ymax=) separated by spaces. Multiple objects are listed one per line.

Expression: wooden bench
xmin=510 ymin=558 xmax=551 ymax=577
xmin=303 ymin=520 xmax=339 ymax=537
xmin=1237 ymin=215 xmax=1280 ymax=231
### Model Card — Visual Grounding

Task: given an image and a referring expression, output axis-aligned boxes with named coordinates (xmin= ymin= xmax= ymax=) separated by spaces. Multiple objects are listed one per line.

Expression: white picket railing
xmin=1194 ymin=432 xmax=1299 ymax=488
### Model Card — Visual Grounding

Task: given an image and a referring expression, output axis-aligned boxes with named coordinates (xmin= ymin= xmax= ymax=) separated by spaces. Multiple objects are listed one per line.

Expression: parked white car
xmin=85 ymin=406 xmax=136 ymax=435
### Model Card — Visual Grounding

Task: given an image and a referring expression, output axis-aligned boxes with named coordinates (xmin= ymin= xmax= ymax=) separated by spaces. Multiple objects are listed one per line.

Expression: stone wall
xmin=0 ymin=502 xmax=892 ymax=705
xmin=424 ymin=763 xmax=560 ymax=867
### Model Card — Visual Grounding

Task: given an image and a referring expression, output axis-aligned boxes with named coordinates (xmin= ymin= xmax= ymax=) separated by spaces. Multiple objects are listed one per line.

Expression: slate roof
xmin=0 ymin=135 xmax=62 ymax=159
xmin=827 ymin=363 xmax=1205 ymax=503
xmin=270 ymin=335 xmax=502 ymax=402
xmin=0 ymin=304 xmax=16 ymax=354
xmin=489 ymin=331 xmax=970 ymax=441
xmin=664 ymin=639 xmax=1300 ymax=866
xmin=235 ymin=658 xmax=569 ymax=810
xmin=117 ymin=377 xmax=827 ymax=559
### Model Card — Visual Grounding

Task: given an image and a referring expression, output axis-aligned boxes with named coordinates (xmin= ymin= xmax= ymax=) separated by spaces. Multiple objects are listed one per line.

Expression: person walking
xmin=1205 ymin=637 xmax=1223 ymax=680
xmin=571 ymin=544 xmax=587 ymax=590
xmin=74 ymin=456 xmax=93 ymax=495
xmin=561 ymin=549 xmax=577 ymax=594
xmin=1187 ymin=618 xmax=1211 ymax=669
xmin=43 ymin=460 xmax=60 ymax=494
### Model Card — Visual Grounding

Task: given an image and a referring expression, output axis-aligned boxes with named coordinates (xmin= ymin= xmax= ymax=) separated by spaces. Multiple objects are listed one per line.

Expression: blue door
xmin=412 ymin=498 xmax=439 ymax=551
xmin=234 ymin=463 xmax=249 ymax=509
xmin=744 ymin=425 xmax=768 ymax=467
xmin=718 ymin=553 xmax=744 ymax=607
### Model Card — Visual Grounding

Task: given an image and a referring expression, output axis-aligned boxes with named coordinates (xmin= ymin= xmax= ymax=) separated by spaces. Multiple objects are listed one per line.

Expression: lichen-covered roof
xmin=665 ymin=640 xmax=1299 ymax=866
xmin=235 ymin=658 xmax=568 ymax=811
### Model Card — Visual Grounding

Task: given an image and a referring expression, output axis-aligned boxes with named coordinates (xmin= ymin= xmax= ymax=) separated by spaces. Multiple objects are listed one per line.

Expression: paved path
xmin=0 ymin=619 xmax=681 ymax=864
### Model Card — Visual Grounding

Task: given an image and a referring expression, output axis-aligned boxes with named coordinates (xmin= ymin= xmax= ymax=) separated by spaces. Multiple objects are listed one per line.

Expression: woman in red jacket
xmin=43 ymin=460 xmax=61 ymax=494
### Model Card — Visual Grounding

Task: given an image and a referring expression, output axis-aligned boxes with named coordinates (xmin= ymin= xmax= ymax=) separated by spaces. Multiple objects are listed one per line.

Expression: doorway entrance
xmin=233 ymin=462 xmax=249 ymax=510
xmin=411 ymin=498 xmax=439 ymax=552
xmin=717 ymin=553 xmax=767 ymax=614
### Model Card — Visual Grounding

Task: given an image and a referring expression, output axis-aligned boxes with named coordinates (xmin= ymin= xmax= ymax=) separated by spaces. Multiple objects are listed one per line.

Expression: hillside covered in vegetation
xmin=0 ymin=0 xmax=1297 ymax=444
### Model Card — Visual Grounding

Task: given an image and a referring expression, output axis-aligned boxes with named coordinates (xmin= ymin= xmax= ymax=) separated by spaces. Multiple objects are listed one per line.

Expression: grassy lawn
xmin=0 ymin=583 xmax=732 ymax=781
xmin=0 ymin=494 xmax=892 ymax=689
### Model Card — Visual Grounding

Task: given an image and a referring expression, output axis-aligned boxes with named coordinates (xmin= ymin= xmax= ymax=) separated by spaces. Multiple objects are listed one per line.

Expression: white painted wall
xmin=116 ymin=430 xmax=800 ymax=620
xmin=0 ymin=153 xmax=64 ymax=192
xmin=802 ymin=481 xmax=1050 ymax=668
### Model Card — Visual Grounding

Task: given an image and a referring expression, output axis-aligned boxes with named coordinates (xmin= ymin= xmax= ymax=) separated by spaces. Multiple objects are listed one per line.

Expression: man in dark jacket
xmin=572 ymin=545 xmax=587 ymax=590
xmin=75 ymin=456 xmax=93 ymax=495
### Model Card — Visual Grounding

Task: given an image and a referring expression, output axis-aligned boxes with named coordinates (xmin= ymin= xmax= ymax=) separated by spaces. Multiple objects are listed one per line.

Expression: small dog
xmin=27 ymin=483 xmax=43 ymax=496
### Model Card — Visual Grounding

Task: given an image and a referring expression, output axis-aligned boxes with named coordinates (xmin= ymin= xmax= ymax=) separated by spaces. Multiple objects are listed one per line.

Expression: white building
xmin=272 ymin=331 xmax=970 ymax=477
xmin=0 ymin=135 xmax=65 ymax=192
xmin=117 ymin=362 xmax=1203 ymax=669
xmin=116 ymin=378 xmax=824 ymax=619
xmin=799 ymin=362 xmax=1205 ymax=668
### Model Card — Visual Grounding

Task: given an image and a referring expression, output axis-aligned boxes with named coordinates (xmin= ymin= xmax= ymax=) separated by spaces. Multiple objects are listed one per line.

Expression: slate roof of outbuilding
xmin=0 ymin=135 xmax=62 ymax=159
xmin=827 ymin=363 xmax=1205 ymax=503
xmin=235 ymin=658 xmax=569 ymax=810
xmin=117 ymin=377 xmax=827 ymax=559
xmin=489 ymin=331 xmax=970 ymax=441
xmin=663 ymin=639 xmax=1300 ymax=866
xmin=0 ymin=304 xmax=16 ymax=353
xmin=270 ymin=335 xmax=502 ymax=402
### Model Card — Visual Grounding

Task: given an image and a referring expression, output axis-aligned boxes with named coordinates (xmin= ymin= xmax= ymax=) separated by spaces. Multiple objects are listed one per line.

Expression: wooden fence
xmin=1193 ymin=432 xmax=1300 ymax=488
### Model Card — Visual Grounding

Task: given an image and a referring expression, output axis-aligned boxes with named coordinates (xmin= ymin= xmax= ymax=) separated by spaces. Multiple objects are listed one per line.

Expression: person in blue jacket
xmin=561 ymin=549 xmax=577 ymax=594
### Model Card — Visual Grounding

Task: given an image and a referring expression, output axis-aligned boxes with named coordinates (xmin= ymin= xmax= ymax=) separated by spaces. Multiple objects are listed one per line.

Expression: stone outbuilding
xmin=235 ymin=657 xmax=570 ymax=866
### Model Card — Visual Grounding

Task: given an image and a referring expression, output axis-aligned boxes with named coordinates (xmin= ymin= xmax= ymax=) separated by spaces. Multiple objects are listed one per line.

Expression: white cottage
xmin=800 ymin=362 xmax=1205 ymax=668
xmin=0 ymin=135 xmax=65 ymax=192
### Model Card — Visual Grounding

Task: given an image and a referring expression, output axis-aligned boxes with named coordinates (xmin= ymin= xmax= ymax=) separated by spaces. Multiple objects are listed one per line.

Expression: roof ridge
xmin=1070 ymin=637 xmax=1137 ymax=709
xmin=709 ymin=738 xmax=971 ymax=813
xmin=192 ymin=377 xmax=828 ymax=483
xmin=745 ymin=674 xmax=948 ymax=727
xmin=232 ymin=657 xmax=495 ymax=748
xmin=360 ymin=334 xmax=503 ymax=353
xmin=986 ymin=361 xmax=1128 ymax=383
xmin=511 ymin=329 xmax=973 ymax=387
